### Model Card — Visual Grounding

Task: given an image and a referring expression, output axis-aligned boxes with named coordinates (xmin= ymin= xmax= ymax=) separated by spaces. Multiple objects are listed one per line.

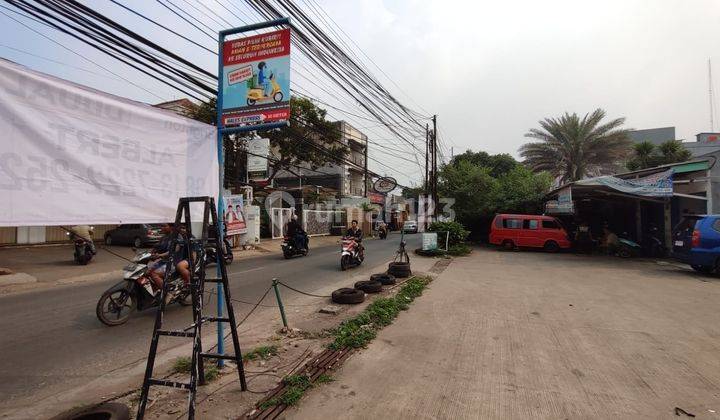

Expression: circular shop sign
xmin=373 ymin=177 xmax=397 ymax=193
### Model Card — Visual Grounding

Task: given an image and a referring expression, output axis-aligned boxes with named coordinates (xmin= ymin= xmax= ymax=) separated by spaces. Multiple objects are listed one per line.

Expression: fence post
xmin=272 ymin=278 xmax=289 ymax=329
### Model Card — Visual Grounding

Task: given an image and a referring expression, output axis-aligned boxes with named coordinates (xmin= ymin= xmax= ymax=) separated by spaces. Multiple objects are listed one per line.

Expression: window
xmin=712 ymin=219 xmax=720 ymax=233
xmin=494 ymin=217 xmax=503 ymax=228
xmin=503 ymin=219 xmax=522 ymax=229
xmin=542 ymin=220 xmax=560 ymax=229
xmin=523 ymin=219 xmax=538 ymax=229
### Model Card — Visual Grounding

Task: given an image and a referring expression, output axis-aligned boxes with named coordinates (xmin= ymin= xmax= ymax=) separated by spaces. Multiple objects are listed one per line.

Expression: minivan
xmin=403 ymin=220 xmax=418 ymax=234
xmin=489 ymin=214 xmax=571 ymax=252
xmin=672 ymin=214 xmax=720 ymax=273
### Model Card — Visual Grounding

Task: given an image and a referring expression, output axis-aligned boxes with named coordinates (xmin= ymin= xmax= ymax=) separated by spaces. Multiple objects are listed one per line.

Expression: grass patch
xmin=243 ymin=345 xmax=279 ymax=361
xmin=448 ymin=243 xmax=472 ymax=256
xmin=258 ymin=374 xmax=313 ymax=409
xmin=328 ymin=276 xmax=431 ymax=350
xmin=171 ymin=356 xmax=220 ymax=383
xmin=258 ymin=277 xmax=431 ymax=411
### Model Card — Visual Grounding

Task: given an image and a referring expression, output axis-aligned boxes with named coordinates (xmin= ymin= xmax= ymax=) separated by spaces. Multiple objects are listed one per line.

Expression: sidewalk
xmin=290 ymin=248 xmax=720 ymax=419
xmin=0 ymin=235 xmax=344 ymax=293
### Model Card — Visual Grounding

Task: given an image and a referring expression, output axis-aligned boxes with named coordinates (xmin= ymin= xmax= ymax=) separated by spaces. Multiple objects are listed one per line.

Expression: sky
xmin=2 ymin=0 xmax=720 ymax=187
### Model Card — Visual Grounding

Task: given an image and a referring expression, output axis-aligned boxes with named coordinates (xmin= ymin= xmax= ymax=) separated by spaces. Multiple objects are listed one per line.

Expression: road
xmin=0 ymin=233 xmax=420 ymax=411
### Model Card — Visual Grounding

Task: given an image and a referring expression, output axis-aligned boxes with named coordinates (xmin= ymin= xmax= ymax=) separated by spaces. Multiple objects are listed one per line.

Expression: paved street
xmin=291 ymin=249 xmax=720 ymax=419
xmin=0 ymin=233 xmax=420 ymax=414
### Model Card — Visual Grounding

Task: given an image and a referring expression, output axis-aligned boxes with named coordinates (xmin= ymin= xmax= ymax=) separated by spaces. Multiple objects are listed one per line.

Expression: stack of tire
xmin=387 ymin=261 xmax=411 ymax=278
xmin=331 ymin=273 xmax=397 ymax=304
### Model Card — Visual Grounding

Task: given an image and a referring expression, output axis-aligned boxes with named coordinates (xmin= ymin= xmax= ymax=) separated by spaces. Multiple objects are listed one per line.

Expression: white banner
xmin=0 ymin=59 xmax=219 ymax=226
xmin=246 ymin=136 xmax=269 ymax=179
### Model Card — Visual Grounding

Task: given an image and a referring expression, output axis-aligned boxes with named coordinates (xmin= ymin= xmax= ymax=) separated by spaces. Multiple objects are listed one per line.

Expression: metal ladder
xmin=137 ymin=196 xmax=247 ymax=419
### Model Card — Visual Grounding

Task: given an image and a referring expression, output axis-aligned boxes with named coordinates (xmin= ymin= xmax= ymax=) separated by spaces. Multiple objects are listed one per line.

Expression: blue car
xmin=672 ymin=215 xmax=720 ymax=273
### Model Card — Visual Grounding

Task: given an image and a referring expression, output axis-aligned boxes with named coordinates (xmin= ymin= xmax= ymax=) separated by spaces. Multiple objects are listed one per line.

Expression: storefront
xmin=545 ymin=158 xmax=713 ymax=250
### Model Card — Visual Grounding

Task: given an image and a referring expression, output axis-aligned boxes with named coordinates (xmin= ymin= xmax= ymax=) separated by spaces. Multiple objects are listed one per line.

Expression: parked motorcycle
xmin=282 ymin=232 xmax=309 ymax=259
xmin=66 ymin=231 xmax=95 ymax=265
xmin=95 ymin=250 xmax=194 ymax=326
xmin=340 ymin=236 xmax=363 ymax=270
xmin=206 ymin=237 xmax=234 ymax=265
xmin=617 ymin=233 xmax=641 ymax=258
xmin=642 ymin=226 xmax=666 ymax=258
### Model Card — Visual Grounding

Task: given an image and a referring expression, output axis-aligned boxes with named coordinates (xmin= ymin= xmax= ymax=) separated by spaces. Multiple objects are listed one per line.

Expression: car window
xmin=523 ymin=219 xmax=538 ymax=229
xmin=542 ymin=220 xmax=559 ymax=229
xmin=503 ymin=219 xmax=522 ymax=229
xmin=494 ymin=217 xmax=502 ymax=228
xmin=713 ymin=219 xmax=720 ymax=233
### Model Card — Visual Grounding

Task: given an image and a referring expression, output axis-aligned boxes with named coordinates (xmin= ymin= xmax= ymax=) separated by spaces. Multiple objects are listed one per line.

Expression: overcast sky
xmin=2 ymin=0 xmax=719 ymax=186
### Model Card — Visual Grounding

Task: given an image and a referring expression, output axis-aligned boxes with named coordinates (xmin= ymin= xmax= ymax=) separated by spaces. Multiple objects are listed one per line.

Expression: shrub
xmin=428 ymin=221 xmax=469 ymax=246
xmin=448 ymin=243 xmax=472 ymax=256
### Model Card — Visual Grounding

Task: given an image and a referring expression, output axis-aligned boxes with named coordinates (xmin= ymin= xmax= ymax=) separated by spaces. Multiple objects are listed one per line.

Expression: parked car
xmin=671 ymin=214 xmax=720 ymax=273
xmin=489 ymin=214 xmax=571 ymax=252
xmin=104 ymin=224 xmax=164 ymax=248
xmin=403 ymin=220 xmax=418 ymax=233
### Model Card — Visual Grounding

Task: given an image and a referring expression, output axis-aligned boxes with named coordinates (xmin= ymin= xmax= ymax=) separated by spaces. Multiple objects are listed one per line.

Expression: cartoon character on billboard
xmin=246 ymin=61 xmax=284 ymax=106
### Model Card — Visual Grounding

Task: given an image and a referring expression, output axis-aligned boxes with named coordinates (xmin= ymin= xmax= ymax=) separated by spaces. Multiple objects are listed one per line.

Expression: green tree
xmin=520 ymin=108 xmax=631 ymax=182
xmin=626 ymin=140 xmax=692 ymax=170
xmin=184 ymin=96 xmax=348 ymax=186
xmin=450 ymin=151 xmax=517 ymax=177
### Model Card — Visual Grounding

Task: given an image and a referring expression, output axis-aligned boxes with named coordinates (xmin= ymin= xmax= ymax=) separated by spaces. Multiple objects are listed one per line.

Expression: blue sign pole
xmin=215 ymin=17 xmax=291 ymax=366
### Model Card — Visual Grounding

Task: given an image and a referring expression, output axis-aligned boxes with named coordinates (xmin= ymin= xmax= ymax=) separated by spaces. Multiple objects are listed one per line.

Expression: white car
xmin=403 ymin=220 xmax=418 ymax=233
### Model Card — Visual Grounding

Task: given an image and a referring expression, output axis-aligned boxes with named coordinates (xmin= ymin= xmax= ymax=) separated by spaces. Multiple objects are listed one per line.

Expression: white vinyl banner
xmin=0 ymin=59 xmax=219 ymax=226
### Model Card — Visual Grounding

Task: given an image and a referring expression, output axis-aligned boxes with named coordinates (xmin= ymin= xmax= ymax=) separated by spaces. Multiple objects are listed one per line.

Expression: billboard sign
xmin=220 ymin=28 xmax=291 ymax=129
xmin=223 ymin=194 xmax=247 ymax=235
xmin=373 ymin=177 xmax=397 ymax=193
xmin=247 ymin=136 xmax=269 ymax=180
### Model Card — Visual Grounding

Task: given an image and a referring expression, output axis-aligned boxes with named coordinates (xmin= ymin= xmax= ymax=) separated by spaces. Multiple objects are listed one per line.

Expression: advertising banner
xmin=422 ymin=232 xmax=438 ymax=251
xmin=247 ymin=136 xmax=269 ymax=180
xmin=0 ymin=59 xmax=218 ymax=226
xmin=221 ymin=28 xmax=291 ymax=128
xmin=578 ymin=169 xmax=673 ymax=197
xmin=223 ymin=194 xmax=247 ymax=235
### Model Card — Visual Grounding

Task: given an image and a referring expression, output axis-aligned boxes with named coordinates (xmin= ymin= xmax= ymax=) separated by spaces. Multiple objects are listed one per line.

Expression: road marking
xmin=228 ymin=266 xmax=266 ymax=277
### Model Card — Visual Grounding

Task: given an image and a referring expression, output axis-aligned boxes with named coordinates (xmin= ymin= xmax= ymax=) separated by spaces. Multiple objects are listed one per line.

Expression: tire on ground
xmin=331 ymin=287 xmax=365 ymax=304
xmin=388 ymin=262 xmax=411 ymax=278
xmin=354 ymin=280 xmax=383 ymax=293
xmin=50 ymin=402 xmax=130 ymax=420
xmin=370 ymin=273 xmax=396 ymax=285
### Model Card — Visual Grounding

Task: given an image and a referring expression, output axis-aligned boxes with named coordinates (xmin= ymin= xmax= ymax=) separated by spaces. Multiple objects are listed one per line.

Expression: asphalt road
xmin=0 ymin=233 xmax=420 ymax=410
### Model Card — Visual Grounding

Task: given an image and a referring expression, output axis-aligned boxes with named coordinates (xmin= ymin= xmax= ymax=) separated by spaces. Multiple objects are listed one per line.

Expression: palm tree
xmin=520 ymin=109 xmax=631 ymax=182
xmin=627 ymin=141 xmax=657 ymax=170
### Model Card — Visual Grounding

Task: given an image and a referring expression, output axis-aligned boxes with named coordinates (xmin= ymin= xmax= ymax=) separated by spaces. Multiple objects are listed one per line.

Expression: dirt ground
xmin=289 ymin=248 xmax=720 ymax=420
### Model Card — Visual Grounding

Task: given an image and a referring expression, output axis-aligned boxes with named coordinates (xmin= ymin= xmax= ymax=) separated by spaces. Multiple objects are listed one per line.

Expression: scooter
xmin=206 ymin=237 xmax=234 ymax=265
xmin=95 ymin=250 xmax=195 ymax=326
xmin=378 ymin=225 xmax=388 ymax=239
xmin=247 ymin=73 xmax=283 ymax=106
xmin=66 ymin=231 xmax=95 ymax=265
xmin=642 ymin=226 xmax=666 ymax=258
xmin=617 ymin=233 xmax=641 ymax=258
xmin=282 ymin=232 xmax=309 ymax=259
xmin=340 ymin=237 xmax=363 ymax=271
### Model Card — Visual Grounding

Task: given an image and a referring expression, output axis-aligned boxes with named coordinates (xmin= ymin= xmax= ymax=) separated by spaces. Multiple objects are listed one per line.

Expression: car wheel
xmin=501 ymin=240 xmax=515 ymax=251
xmin=104 ymin=235 xmax=112 ymax=246
xmin=133 ymin=237 xmax=142 ymax=248
xmin=543 ymin=241 xmax=560 ymax=253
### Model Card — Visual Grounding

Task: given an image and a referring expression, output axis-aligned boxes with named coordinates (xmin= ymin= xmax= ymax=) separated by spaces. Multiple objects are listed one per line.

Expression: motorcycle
xmin=616 ymin=232 xmax=641 ymax=258
xmin=95 ymin=249 xmax=195 ymax=326
xmin=378 ymin=224 xmax=388 ymax=239
xmin=642 ymin=226 xmax=666 ymax=258
xmin=282 ymin=232 xmax=309 ymax=259
xmin=340 ymin=236 xmax=363 ymax=271
xmin=206 ymin=237 xmax=234 ymax=265
xmin=66 ymin=231 xmax=95 ymax=265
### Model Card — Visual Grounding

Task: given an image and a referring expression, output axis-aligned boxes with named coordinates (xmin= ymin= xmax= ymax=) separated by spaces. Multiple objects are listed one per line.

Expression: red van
xmin=489 ymin=214 xmax=571 ymax=252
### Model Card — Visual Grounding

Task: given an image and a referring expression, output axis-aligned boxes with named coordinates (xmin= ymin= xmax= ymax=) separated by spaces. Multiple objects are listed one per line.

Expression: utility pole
xmin=425 ymin=123 xmax=429 ymax=194
xmin=363 ymin=139 xmax=368 ymax=197
xmin=432 ymin=115 xmax=438 ymax=219
xmin=710 ymin=58 xmax=715 ymax=132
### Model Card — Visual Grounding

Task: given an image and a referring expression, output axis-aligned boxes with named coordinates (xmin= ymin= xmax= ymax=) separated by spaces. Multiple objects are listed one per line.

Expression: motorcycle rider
xmin=148 ymin=223 xmax=174 ymax=291
xmin=346 ymin=220 xmax=364 ymax=259
xmin=286 ymin=215 xmax=308 ymax=251
xmin=67 ymin=225 xmax=96 ymax=254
